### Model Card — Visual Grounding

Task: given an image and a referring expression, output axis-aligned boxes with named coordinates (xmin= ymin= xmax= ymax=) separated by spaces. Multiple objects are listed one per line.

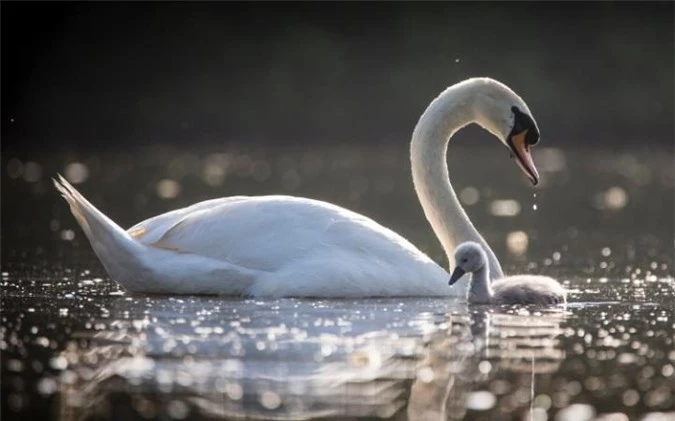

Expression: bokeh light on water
xmin=1 ymin=140 xmax=674 ymax=420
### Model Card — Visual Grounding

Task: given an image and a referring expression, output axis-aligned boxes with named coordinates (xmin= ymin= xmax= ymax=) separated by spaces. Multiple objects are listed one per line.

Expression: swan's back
xmin=123 ymin=195 xmax=451 ymax=296
xmin=492 ymin=275 xmax=566 ymax=305
xmin=128 ymin=195 xmax=431 ymax=268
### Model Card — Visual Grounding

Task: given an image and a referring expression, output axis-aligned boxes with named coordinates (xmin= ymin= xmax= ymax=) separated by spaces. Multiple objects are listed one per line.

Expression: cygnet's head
xmin=448 ymin=241 xmax=488 ymax=286
xmin=458 ymin=78 xmax=541 ymax=185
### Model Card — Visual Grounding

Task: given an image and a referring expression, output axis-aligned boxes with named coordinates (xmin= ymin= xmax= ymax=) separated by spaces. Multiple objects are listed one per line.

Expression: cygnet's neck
xmin=469 ymin=265 xmax=493 ymax=304
xmin=410 ymin=79 xmax=504 ymax=279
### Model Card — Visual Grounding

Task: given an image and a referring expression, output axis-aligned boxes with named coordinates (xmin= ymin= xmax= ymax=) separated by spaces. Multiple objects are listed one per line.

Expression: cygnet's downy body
xmin=449 ymin=242 xmax=566 ymax=305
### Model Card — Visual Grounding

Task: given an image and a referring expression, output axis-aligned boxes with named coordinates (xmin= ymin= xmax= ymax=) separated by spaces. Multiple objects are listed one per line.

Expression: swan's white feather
xmin=132 ymin=195 xmax=426 ymax=268
xmin=57 ymin=177 xmax=457 ymax=297
xmin=126 ymin=197 xmax=251 ymax=244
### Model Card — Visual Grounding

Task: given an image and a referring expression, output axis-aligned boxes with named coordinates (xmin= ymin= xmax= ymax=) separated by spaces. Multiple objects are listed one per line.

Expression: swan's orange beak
xmin=509 ymin=129 xmax=540 ymax=186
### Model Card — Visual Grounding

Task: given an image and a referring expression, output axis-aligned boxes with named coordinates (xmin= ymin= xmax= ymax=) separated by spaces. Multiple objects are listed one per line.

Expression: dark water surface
xmin=2 ymin=142 xmax=674 ymax=420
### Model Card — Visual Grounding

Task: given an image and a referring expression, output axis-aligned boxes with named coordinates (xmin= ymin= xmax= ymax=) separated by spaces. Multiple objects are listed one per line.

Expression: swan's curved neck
xmin=411 ymin=84 xmax=504 ymax=279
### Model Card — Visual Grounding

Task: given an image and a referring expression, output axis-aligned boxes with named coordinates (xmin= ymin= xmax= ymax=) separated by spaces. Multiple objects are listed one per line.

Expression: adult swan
xmin=54 ymin=77 xmax=541 ymax=297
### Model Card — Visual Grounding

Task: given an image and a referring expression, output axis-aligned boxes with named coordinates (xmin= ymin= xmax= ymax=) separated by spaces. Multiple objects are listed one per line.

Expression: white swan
xmin=449 ymin=242 xmax=567 ymax=305
xmin=54 ymin=77 xmax=541 ymax=297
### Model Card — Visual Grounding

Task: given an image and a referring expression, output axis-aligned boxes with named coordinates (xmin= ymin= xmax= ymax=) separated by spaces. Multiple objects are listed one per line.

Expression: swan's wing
xmin=128 ymin=195 xmax=439 ymax=274
xmin=493 ymin=276 xmax=567 ymax=305
xmin=126 ymin=196 xmax=250 ymax=244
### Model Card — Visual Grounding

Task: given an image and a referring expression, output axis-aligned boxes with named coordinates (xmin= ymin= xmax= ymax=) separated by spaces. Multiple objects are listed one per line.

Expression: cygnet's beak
xmin=448 ymin=267 xmax=466 ymax=286
xmin=509 ymin=129 xmax=540 ymax=186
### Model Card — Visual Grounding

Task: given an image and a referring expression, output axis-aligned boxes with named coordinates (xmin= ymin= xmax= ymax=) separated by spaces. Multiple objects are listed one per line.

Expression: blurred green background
xmin=2 ymin=1 xmax=673 ymax=152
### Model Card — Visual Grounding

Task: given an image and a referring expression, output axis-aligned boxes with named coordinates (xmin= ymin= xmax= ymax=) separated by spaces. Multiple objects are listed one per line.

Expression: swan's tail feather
xmin=53 ymin=175 xmax=94 ymax=236
xmin=54 ymin=175 xmax=261 ymax=295
xmin=53 ymin=175 xmax=146 ymax=288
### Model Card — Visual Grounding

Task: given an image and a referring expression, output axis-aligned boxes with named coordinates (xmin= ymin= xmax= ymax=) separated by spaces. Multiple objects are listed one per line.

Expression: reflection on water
xmin=50 ymin=297 xmax=567 ymax=421
xmin=2 ymin=142 xmax=674 ymax=420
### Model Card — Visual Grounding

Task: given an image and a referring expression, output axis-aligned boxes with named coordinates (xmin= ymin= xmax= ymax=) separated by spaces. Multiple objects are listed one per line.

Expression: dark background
xmin=1 ymin=4 xmax=674 ymax=420
xmin=2 ymin=1 xmax=673 ymax=153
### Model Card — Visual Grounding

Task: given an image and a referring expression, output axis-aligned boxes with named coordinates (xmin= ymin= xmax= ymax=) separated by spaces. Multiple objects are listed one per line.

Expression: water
xmin=2 ymin=141 xmax=674 ymax=420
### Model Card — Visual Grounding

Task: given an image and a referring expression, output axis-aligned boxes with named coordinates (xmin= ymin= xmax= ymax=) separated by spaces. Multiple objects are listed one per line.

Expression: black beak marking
xmin=508 ymin=106 xmax=540 ymax=148
xmin=448 ymin=267 xmax=466 ymax=286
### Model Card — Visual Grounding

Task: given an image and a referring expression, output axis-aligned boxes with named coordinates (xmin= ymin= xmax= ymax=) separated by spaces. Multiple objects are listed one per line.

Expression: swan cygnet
xmin=448 ymin=242 xmax=567 ymax=305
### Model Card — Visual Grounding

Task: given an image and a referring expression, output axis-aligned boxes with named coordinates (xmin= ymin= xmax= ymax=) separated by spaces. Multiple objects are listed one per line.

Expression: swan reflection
xmin=55 ymin=298 xmax=566 ymax=420
xmin=407 ymin=308 xmax=566 ymax=421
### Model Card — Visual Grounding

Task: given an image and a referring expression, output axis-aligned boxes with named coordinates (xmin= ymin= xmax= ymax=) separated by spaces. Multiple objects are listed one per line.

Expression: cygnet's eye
xmin=461 ymin=258 xmax=468 ymax=263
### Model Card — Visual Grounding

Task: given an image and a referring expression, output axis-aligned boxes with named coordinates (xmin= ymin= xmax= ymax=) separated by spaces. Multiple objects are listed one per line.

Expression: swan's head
xmin=471 ymin=78 xmax=541 ymax=185
xmin=448 ymin=241 xmax=487 ymax=285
